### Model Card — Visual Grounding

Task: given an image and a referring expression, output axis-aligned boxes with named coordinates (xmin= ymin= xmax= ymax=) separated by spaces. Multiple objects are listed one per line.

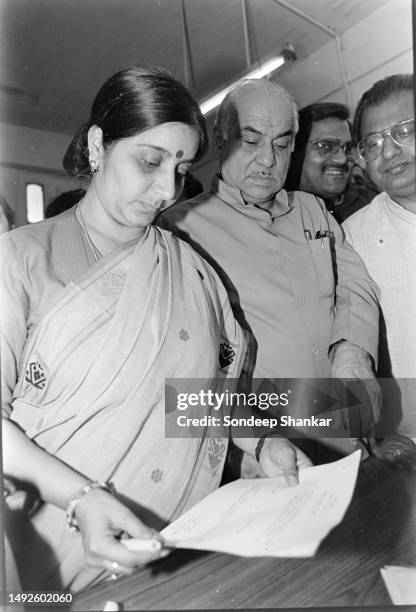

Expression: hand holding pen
xmin=121 ymin=535 xmax=166 ymax=553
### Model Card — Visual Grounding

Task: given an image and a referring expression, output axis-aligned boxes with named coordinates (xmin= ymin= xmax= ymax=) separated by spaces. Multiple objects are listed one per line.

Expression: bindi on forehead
xmin=175 ymin=150 xmax=184 ymax=159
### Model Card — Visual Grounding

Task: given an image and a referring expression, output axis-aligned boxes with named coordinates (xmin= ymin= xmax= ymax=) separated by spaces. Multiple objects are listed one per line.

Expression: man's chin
xmin=321 ymin=181 xmax=348 ymax=200
xmin=321 ymin=190 xmax=345 ymax=201
xmin=386 ymin=182 xmax=416 ymax=201
xmin=243 ymin=192 xmax=277 ymax=207
xmin=243 ymin=184 xmax=280 ymax=204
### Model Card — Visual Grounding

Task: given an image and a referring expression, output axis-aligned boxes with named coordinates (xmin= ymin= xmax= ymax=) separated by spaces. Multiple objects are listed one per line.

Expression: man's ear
xmin=87 ymin=125 xmax=104 ymax=161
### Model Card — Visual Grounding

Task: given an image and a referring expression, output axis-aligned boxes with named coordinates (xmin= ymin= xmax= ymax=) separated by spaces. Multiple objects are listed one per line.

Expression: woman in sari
xmin=1 ymin=65 xmax=311 ymax=592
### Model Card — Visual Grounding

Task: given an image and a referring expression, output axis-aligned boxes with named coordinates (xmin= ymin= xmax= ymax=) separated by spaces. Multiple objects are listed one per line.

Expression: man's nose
xmin=382 ymin=134 xmax=402 ymax=159
xmin=330 ymin=146 xmax=349 ymax=165
xmin=257 ymin=142 xmax=276 ymax=167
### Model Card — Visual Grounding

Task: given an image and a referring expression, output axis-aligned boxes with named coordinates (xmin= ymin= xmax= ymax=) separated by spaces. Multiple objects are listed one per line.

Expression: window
xmin=26 ymin=183 xmax=44 ymax=223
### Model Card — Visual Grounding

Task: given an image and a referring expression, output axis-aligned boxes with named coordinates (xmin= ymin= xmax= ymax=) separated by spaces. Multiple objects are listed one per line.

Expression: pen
xmin=121 ymin=538 xmax=164 ymax=553
xmin=315 ymin=230 xmax=330 ymax=239
xmin=315 ymin=230 xmax=329 ymax=254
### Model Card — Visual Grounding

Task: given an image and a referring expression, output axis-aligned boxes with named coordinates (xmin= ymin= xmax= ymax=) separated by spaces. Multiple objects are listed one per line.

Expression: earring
xmin=89 ymin=158 xmax=99 ymax=175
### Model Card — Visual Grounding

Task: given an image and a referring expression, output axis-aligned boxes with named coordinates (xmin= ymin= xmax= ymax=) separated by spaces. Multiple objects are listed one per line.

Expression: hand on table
xmin=74 ymin=488 xmax=165 ymax=578
xmin=370 ymin=433 xmax=416 ymax=470
xmin=258 ymin=437 xmax=313 ymax=487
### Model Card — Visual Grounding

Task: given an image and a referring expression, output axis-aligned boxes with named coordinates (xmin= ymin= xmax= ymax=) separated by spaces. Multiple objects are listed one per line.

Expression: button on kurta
xmin=312 ymin=347 xmax=319 ymax=355
xmin=298 ymin=297 xmax=306 ymax=305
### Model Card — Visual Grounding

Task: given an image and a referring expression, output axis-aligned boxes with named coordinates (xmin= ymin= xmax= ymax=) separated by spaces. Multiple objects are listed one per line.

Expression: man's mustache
xmin=323 ymin=163 xmax=351 ymax=172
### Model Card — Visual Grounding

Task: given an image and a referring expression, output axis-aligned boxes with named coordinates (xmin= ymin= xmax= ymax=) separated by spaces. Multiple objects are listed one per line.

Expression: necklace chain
xmin=76 ymin=203 xmax=102 ymax=263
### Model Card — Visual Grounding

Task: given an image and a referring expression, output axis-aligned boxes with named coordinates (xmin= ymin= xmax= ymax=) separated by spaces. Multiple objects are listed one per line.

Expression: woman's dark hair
xmin=46 ymin=189 xmax=86 ymax=218
xmin=0 ymin=193 xmax=15 ymax=228
xmin=284 ymin=102 xmax=350 ymax=191
xmin=352 ymin=74 xmax=414 ymax=144
xmin=63 ymin=65 xmax=208 ymax=177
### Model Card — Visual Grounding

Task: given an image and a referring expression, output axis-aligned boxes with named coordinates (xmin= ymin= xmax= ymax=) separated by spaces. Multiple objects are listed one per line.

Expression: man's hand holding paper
xmin=257 ymin=436 xmax=313 ymax=486
xmin=160 ymin=451 xmax=361 ymax=558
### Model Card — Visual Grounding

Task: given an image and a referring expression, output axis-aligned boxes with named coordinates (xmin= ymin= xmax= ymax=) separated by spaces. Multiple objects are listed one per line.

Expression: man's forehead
xmin=231 ymin=87 xmax=293 ymax=132
xmin=362 ymin=91 xmax=414 ymax=133
xmin=310 ymin=117 xmax=351 ymax=140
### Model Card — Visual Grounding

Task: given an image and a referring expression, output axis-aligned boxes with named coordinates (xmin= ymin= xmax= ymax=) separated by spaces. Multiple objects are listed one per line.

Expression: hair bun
xmin=63 ymin=124 xmax=90 ymax=177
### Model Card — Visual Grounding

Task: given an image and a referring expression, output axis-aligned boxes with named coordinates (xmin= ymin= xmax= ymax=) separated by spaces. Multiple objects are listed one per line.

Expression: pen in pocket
xmin=315 ymin=230 xmax=330 ymax=254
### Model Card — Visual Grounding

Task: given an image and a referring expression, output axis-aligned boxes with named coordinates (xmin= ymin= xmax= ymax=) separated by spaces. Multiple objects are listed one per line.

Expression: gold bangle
xmin=66 ymin=480 xmax=115 ymax=531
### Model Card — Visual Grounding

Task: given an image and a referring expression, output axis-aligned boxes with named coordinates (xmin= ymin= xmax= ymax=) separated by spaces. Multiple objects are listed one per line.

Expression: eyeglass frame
xmin=308 ymin=138 xmax=356 ymax=159
xmin=357 ymin=118 xmax=415 ymax=162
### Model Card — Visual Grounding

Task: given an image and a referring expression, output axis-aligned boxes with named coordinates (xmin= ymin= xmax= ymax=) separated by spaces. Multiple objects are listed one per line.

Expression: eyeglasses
xmin=358 ymin=119 xmax=415 ymax=162
xmin=308 ymin=138 xmax=356 ymax=159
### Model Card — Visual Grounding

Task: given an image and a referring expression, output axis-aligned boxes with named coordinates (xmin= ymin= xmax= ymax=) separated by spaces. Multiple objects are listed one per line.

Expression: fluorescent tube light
xmin=200 ymin=55 xmax=286 ymax=115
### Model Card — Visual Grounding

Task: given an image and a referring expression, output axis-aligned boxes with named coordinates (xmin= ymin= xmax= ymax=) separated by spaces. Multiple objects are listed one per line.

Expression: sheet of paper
xmin=161 ymin=450 xmax=361 ymax=557
xmin=381 ymin=565 xmax=416 ymax=605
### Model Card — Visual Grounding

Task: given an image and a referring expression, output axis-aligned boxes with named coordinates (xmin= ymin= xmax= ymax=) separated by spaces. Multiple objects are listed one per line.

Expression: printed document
xmin=161 ymin=450 xmax=361 ymax=557
xmin=381 ymin=566 xmax=416 ymax=605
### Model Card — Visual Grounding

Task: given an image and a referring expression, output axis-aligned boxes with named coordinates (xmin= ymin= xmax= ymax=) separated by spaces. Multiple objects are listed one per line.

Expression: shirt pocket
xmin=308 ymin=236 xmax=335 ymax=296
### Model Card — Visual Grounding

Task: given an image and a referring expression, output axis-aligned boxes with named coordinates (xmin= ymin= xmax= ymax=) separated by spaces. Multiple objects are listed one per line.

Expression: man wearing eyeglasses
xmin=343 ymin=74 xmax=416 ymax=446
xmin=158 ymin=78 xmax=381 ymax=463
xmin=284 ymin=103 xmax=378 ymax=223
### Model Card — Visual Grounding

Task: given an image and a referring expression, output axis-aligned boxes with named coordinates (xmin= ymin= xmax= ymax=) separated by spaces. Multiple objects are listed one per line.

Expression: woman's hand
xmin=3 ymin=419 xmax=165 ymax=578
xmin=74 ymin=488 xmax=164 ymax=578
xmin=259 ymin=437 xmax=313 ymax=486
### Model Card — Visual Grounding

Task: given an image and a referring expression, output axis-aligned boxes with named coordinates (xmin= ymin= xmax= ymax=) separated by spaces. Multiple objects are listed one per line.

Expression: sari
xmin=4 ymin=225 xmax=245 ymax=591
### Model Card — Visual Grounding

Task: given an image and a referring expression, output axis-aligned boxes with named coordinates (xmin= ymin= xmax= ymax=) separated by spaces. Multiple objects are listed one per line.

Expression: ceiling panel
xmin=0 ymin=0 xmax=393 ymax=135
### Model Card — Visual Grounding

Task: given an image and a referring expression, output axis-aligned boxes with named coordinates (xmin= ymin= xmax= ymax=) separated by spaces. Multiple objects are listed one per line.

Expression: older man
xmin=343 ymin=74 xmax=416 ymax=445
xmin=158 ymin=79 xmax=380 ymax=455
xmin=284 ymin=103 xmax=377 ymax=223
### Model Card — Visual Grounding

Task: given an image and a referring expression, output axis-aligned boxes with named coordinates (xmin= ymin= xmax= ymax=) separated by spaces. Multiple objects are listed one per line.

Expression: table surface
xmin=72 ymin=456 xmax=416 ymax=610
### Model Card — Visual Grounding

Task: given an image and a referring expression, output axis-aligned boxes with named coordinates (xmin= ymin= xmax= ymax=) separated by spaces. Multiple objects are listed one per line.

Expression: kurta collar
xmin=383 ymin=191 xmax=416 ymax=227
xmin=209 ymin=173 xmax=293 ymax=220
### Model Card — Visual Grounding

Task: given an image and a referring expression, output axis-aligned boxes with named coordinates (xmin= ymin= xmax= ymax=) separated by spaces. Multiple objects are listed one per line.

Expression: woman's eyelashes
xmin=138 ymin=154 xmax=163 ymax=171
xmin=136 ymin=151 xmax=192 ymax=176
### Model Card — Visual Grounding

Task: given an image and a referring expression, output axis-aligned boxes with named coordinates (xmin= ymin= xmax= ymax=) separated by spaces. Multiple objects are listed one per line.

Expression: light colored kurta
xmin=343 ymin=191 xmax=416 ymax=437
xmin=158 ymin=175 xmax=379 ymax=379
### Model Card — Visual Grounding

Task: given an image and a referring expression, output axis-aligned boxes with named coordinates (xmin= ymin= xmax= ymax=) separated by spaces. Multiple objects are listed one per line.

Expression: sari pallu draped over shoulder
xmin=9 ymin=225 xmax=245 ymax=591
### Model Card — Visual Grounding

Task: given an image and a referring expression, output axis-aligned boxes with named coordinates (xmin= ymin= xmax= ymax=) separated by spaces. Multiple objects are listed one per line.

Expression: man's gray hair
xmin=214 ymin=78 xmax=298 ymax=139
